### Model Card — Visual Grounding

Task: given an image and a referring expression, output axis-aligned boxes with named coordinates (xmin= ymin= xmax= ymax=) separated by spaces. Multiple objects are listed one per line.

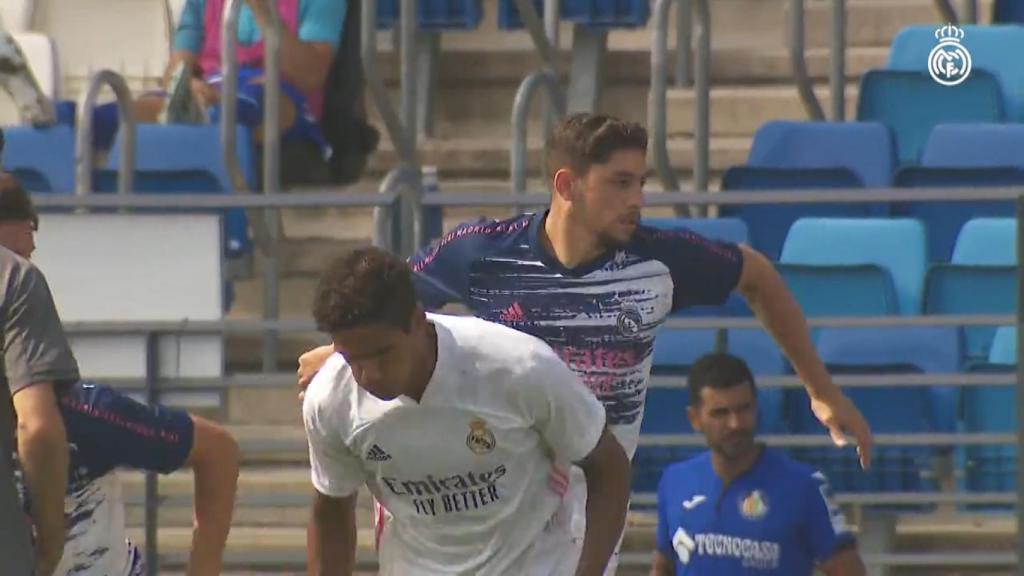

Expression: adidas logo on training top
xmin=367 ymin=444 xmax=392 ymax=462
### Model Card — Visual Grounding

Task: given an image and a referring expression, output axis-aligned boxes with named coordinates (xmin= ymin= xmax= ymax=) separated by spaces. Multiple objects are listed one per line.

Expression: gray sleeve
xmin=4 ymin=262 xmax=79 ymax=395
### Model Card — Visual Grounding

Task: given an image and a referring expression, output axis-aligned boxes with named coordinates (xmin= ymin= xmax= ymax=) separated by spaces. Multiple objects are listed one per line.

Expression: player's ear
xmin=552 ymin=168 xmax=577 ymax=203
xmin=687 ymin=405 xmax=701 ymax=432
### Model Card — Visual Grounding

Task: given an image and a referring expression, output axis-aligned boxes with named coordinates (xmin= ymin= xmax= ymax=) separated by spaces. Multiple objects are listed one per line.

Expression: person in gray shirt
xmin=0 ymin=243 xmax=80 ymax=576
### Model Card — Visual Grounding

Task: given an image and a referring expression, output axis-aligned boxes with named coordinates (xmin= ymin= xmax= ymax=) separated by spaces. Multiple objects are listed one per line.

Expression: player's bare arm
xmin=819 ymin=546 xmax=867 ymax=576
xmin=734 ymin=244 xmax=874 ymax=469
xmin=574 ymin=427 xmax=631 ymax=576
xmin=13 ymin=382 xmax=69 ymax=576
xmin=649 ymin=550 xmax=676 ymax=576
xmin=182 ymin=415 xmax=240 ymax=576
xmin=308 ymin=491 xmax=358 ymax=576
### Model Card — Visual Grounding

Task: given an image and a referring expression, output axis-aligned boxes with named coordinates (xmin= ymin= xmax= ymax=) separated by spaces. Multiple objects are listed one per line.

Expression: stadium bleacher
xmin=0 ymin=0 xmax=1018 ymax=572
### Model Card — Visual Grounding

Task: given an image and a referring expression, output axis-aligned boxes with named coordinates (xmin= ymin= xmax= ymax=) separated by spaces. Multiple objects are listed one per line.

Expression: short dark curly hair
xmin=545 ymin=113 xmax=648 ymax=180
xmin=312 ymin=246 xmax=418 ymax=333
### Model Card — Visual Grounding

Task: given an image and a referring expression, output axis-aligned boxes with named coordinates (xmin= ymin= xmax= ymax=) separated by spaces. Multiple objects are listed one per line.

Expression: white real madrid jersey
xmin=303 ymin=313 xmax=608 ymax=575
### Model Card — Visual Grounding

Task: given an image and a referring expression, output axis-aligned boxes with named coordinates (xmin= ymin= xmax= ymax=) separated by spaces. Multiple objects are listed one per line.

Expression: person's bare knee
xmin=133 ymin=95 xmax=165 ymax=123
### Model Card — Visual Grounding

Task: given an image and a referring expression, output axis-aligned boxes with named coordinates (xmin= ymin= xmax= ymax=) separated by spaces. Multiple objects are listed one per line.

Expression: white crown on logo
xmin=935 ymin=23 xmax=965 ymax=42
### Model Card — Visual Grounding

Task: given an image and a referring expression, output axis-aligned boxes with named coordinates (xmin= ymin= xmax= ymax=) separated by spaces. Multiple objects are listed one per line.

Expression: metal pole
xmin=361 ymin=0 xmax=415 ymax=163
xmin=830 ymin=0 xmax=846 ymax=122
xmin=511 ymin=71 xmax=565 ymax=195
xmin=693 ymin=0 xmax=710 ymax=196
xmin=933 ymin=0 xmax=959 ymax=24
xmin=789 ymin=0 xmax=825 ymax=120
xmin=1016 ymin=194 xmax=1024 ymax=576
xmin=400 ymin=0 xmax=418 ymax=144
xmin=514 ymin=0 xmax=560 ymax=71
xmin=674 ymin=0 xmax=692 ymax=87
xmin=650 ymin=0 xmax=680 ymax=193
xmin=75 ymin=70 xmax=136 ymax=196
xmin=143 ymin=332 xmax=159 ymax=576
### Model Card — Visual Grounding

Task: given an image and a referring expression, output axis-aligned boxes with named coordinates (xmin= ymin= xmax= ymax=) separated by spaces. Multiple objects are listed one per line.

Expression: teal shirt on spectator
xmin=173 ymin=0 xmax=346 ymax=54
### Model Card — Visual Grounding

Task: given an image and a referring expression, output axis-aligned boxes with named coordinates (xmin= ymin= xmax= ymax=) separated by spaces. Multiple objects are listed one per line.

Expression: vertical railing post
xmin=221 ymin=0 xmax=283 ymax=371
xmin=692 ymin=0 xmax=710 ymax=199
xmin=650 ymin=0 xmax=679 ymax=193
xmin=831 ymin=0 xmax=846 ymax=121
xmin=75 ymin=71 xmax=136 ymax=196
xmin=674 ymin=0 xmax=692 ymax=87
xmin=143 ymin=331 xmax=159 ymax=576
xmin=789 ymin=0 xmax=825 ymax=120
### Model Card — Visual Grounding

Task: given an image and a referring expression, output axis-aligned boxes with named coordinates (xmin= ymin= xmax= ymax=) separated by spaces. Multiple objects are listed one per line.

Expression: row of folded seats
xmin=634 ymin=216 xmax=1018 ymax=503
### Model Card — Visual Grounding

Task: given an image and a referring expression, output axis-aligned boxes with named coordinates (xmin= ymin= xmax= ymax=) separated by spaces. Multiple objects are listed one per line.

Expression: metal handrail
xmin=514 ymin=0 xmax=561 ymax=72
xmin=934 ymin=0 xmax=959 ymax=23
xmin=692 ymin=0 xmax=710 ymax=197
xmin=362 ymin=0 xmax=416 ymax=165
xmin=789 ymin=0 xmax=825 ymax=120
xmin=74 ymin=70 xmax=135 ymax=196
xmin=511 ymin=71 xmax=566 ymax=195
xmin=674 ymin=0 xmax=692 ymax=87
xmin=399 ymin=0 xmax=418 ymax=144
xmin=831 ymin=0 xmax=846 ymax=121
xmin=651 ymin=0 xmax=680 ymax=193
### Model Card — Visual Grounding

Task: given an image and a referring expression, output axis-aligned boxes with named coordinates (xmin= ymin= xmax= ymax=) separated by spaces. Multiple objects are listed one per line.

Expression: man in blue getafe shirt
xmin=651 ymin=353 xmax=866 ymax=576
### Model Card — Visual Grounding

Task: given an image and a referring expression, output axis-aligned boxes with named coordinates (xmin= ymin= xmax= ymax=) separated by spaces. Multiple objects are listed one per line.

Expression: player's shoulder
xmin=410 ymin=213 xmax=533 ymax=272
xmin=660 ymin=451 xmax=713 ymax=488
xmin=761 ymin=447 xmax=831 ymax=487
xmin=432 ymin=313 xmax=563 ymax=373
xmin=302 ymin=352 xmax=357 ymax=423
xmin=629 ymin=224 xmax=737 ymax=255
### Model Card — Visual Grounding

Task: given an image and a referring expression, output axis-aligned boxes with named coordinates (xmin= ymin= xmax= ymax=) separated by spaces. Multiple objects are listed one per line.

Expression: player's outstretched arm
xmin=649 ymin=551 xmax=676 ymax=576
xmin=308 ymin=491 xmax=357 ymax=576
xmin=13 ymin=383 xmax=68 ymax=576
xmin=734 ymin=244 xmax=874 ymax=470
xmin=183 ymin=416 xmax=240 ymax=576
xmin=575 ymin=428 xmax=631 ymax=576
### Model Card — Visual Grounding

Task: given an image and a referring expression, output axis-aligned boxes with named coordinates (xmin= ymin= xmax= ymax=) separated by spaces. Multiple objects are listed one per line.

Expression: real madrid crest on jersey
xmin=466 ymin=418 xmax=496 ymax=455
xmin=740 ymin=490 xmax=768 ymax=520
xmin=615 ymin=304 xmax=643 ymax=337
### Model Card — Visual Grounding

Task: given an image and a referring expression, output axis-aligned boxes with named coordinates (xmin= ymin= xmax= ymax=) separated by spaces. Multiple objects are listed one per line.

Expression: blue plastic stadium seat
xmin=888 ymin=25 xmax=1024 ymax=121
xmin=720 ymin=166 xmax=882 ymax=261
xmin=962 ymin=327 xmax=1017 ymax=493
xmin=108 ymin=125 xmax=257 ymax=258
xmin=892 ymin=167 xmax=1019 ymax=262
xmin=780 ymin=218 xmax=927 ymax=315
xmin=3 ymin=125 xmax=76 ymax=193
xmin=743 ymin=121 xmax=896 ymax=188
xmin=499 ymin=0 xmax=649 ymax=29
xmin=776 ymin=264 xmax=899 ymax=318
xmin=377 ymin=0 xmax=483 ymax=30
xmin=856 ymin=69 xmax=1005 ymax=166
xmin=9 ymin=168 xmax=53 ymax=193
xmin=924 ymin=218 xmax=1018 ymax=362
xmin=788 ymin=327 xmax=961 ymax=495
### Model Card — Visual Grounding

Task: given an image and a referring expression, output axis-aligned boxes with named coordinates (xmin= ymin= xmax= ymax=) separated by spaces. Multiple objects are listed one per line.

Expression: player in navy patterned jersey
xmin=651 ymin=354 xmax=866 ymax=576
xmin=0 ymin=177 xmax=240 ymax=576
xmin=298 ymin=113 xmax=873 ymax=574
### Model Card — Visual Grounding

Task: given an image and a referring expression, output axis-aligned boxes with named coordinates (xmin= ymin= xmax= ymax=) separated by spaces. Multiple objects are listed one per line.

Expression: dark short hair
xmin=312 ymin=246 xmax=418 ymax=333
xmin=546 ymin=113 xmax=648 ymax=180
xmin=0 ymin=176 xmax=37 ymax=229
xmin=687 ymin=353 xmax=757 ymax=407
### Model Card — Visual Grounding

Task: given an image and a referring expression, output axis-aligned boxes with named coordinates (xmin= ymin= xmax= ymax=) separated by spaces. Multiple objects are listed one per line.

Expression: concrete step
xmin=797 ymin=0 xmax=972 ymax=50
xmin=664 ymin=83 xmax=860 ymax=137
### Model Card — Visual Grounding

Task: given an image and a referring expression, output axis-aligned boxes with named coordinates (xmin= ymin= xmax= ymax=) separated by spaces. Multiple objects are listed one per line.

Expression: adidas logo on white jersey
xmin=367 ymin=444 xmax=392 ymax=462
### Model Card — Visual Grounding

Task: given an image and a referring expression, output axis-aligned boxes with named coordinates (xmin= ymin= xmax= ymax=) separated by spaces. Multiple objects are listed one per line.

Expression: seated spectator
xmin=96 ymin=0 xmax=346 ymax=162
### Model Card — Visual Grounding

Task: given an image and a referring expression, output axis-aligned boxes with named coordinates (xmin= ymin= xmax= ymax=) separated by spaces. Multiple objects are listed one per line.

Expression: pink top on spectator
xmin=198 ymin=0 xmax=323 ymax=119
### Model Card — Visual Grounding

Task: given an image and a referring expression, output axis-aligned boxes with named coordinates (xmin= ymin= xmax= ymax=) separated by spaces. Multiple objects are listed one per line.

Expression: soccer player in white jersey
xmin=299 ymin=114 xmax=875 ymax=574
xmin=303 ymin=246 xmax=633 ymax=575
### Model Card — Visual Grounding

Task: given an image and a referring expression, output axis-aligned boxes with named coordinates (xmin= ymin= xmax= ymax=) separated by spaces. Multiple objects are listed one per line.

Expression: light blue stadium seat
xmin=499 ymin=0 xmax=649 ymax=29
xmin=962 ymin=326 xmax=1017 ymax=494
xmin=720 ymin=166 xmax=882 ymax=261
xmin=776 ymin=264 xmax=899 ymax=318
xmin=788 ymin=326 xmax=960 ymax=495
xmin=888 ymin=25 xmax=1024 ymax=121
xmin=108 ymin=125 xmax=257 ymax=258
xmin=856 ymin=69 xmax=1005 ymax=166
xmin=923 ymin=218 xmax=1018 ymax=362
xmin=922 ymin=124 xmax=1024 ymax=168
xmin=3 ymin=125 xmax=76 ymax=193
xmin=953 ymin=218 xmax=1017 ymax=265
xmin=377 ymin=0 xmax=483 ymax=30
xmin=780 ymin=218 xmax=927 ymax=315
xmin=743 ymin=121 xmax=895 ymax=188
xmin=892 ymin=167 xmax=1020 ymax=262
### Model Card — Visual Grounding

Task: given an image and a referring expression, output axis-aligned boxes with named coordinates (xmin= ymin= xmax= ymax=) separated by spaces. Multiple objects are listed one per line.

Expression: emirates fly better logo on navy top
xmin=929 ymin=24 xmax=971 ymax=86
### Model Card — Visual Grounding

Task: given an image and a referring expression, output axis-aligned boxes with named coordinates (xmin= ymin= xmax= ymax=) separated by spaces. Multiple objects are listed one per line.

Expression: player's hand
xmin=297 ymin=344 xmax=334 ymax=400
xmin=811 ymin=393 xmax=873 ymax=470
